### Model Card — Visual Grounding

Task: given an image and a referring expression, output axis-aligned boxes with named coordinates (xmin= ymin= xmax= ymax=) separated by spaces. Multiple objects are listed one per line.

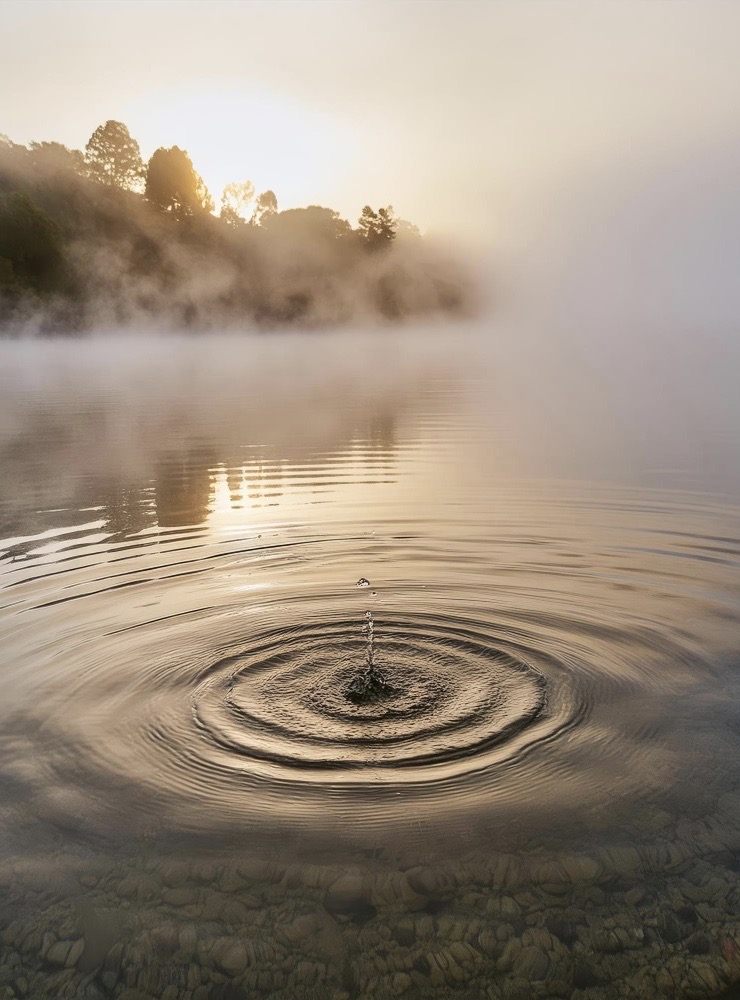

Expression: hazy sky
xmin=2 ymin=0 xmax=740 ymax=243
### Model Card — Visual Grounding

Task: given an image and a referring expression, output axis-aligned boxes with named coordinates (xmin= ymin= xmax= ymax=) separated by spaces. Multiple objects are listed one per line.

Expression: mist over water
xmin=2 ymin=327 xmax=740 ymax=834
xmin=4 ymin=0 xmax=740 ymax=993
xmin=1 ymin=325 xmax=739 ymax=1000
xmin=3 ymin=114 xmax=740 ymax=983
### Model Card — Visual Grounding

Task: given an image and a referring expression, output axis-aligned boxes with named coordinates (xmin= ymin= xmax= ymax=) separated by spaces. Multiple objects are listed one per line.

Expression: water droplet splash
xmin=364 ymin=610 xmax=375 ymax=667
xmin=346 ymin=609 xmax=395 ymax=704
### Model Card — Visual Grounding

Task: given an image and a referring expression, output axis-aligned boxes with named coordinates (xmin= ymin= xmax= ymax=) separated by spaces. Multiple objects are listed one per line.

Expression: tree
xmin=145 ymin=146 xmax=213 ymax=218
xmin=357 ymin=205 xmax=397 ymax=250
xmin=262 ymin=205 xmax=353 ymax=243
xmin=251 ymin=189 xmax=278 ymax=226
xmin=220 ymin=180 xmax=255 ymax=227
xmin=0 ymin=192 xmax=65 ymax=291
xmin=30 ymin=141 xmax=85 ymax=175
xmin=395 ymin=219 xmax=422 ymax=242
xmin=85 ymin=120 xmax=144 ymax=190
xmin=0 ymin=256 xmax=18 ymax=295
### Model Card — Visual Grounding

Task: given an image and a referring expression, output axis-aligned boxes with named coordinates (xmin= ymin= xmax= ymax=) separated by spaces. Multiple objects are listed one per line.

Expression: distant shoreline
xmin=0 ymin=132 xmax=475 ymax=335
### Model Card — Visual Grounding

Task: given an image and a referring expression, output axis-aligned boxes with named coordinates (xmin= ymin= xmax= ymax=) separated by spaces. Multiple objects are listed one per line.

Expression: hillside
xmin=0 ymin=133 xmax=474 ymax=333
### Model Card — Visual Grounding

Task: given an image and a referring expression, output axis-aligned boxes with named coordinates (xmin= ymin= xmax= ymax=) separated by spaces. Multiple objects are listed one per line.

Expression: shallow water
xmin=1 ymin=330 xmax=739 ymax=999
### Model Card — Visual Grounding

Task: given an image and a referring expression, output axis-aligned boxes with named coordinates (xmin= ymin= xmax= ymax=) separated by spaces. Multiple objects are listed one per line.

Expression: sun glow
xmin=122 ymin=81 xmax=359 ymax=214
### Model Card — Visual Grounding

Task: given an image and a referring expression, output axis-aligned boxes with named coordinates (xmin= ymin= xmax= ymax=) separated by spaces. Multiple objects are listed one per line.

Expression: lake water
xmin=0 ymin=328 xmax=739 ymax=1000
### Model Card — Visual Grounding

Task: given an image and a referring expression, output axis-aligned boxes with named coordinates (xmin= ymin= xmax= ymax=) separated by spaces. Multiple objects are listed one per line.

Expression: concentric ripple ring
xmin=193 ymin=615 xmax=551 ymax=775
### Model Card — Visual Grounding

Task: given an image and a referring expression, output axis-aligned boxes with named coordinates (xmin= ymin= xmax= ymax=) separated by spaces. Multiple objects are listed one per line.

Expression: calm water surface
xmin=0 ymin=330 xmax=739 ymax=999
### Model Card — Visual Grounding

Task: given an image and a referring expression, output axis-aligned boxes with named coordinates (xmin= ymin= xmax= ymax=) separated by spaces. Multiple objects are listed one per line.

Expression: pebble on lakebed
xmin=1 ymin=792 xmax=740 ymax=999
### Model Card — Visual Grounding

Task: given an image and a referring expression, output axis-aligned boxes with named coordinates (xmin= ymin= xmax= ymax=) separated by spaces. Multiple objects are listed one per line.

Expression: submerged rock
xmin=512 ymin=945 xmax=550 ymax=981
xmin=44 ymin=940 xmax=72 ymax=967
xmin=324 ymin=873 xmax=371 ymax=915
xmin=214 ymin=939 xmax=249 ymax=975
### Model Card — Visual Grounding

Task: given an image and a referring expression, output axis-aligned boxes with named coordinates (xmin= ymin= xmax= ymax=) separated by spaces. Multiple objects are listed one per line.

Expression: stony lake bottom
xmin=0 ymin=327 xmax=739 ymax=1000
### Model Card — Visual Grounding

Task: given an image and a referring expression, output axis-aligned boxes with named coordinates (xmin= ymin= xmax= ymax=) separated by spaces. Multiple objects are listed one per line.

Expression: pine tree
xmin=85 ymin=120 xmax=144 ymax=190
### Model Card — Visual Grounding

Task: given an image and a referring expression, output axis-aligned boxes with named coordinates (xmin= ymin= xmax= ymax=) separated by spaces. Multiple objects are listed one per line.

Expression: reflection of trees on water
xmin=0 ymin=399 xmax=404 ymax=555
xmin=368 ymin=410 xmax=397 ymax=455
xmin=153 ymin=447 xmax=215 ymax=529
xmin=97 ymin=484 xmax=154 ymax=539
xmin=145 ymin=406 xmax=400 ymax=530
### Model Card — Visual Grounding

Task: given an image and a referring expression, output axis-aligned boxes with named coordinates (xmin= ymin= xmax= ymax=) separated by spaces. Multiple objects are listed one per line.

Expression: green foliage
xmin=357 ymin=205 xmax=398 ymax=250
xmin=146 ymin=147 xmax=214 ymax=218
xmin=0 ymin=192 xmax=65 ymax=292
xmin=85 ymin=120 xmax=144 ymax=191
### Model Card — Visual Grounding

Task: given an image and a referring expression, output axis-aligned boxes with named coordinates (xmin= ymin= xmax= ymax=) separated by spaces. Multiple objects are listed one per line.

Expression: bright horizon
xmin=3 ymin=0 xmax=740 ymax=245
xmin=3 ymin=7 xmax=740 ymax=998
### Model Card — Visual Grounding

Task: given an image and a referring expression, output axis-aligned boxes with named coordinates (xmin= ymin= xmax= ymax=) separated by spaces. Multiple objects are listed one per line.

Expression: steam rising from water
xmin=0 ymin=331 xmax=739 ymax=859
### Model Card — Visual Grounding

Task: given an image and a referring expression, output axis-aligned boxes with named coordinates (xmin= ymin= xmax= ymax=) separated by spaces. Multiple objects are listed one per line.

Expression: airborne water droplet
xmin=356 ymin=578 xmax=370 ymax=588
xmin=346 ymin=607 xmax=394 ymax=704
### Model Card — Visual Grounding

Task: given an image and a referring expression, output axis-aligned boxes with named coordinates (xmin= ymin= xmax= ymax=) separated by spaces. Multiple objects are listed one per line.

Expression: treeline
xmin=0 ymin=121 xmax=472 ymax=333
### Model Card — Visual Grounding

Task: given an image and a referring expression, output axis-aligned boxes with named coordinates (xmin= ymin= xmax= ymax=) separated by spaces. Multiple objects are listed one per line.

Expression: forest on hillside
xmin=0 ymin=121 xmax=474 ymax=333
